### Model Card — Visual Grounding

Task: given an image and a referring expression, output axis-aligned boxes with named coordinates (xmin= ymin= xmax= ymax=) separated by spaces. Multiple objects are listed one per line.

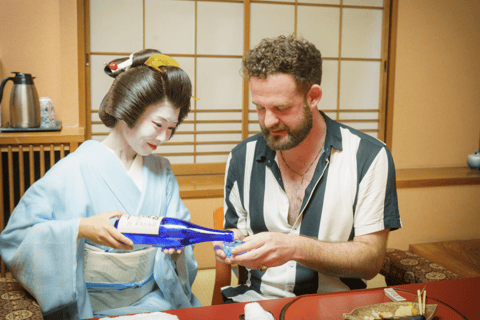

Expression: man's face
xmin=251 ymin=73 xmax=313 ymax=150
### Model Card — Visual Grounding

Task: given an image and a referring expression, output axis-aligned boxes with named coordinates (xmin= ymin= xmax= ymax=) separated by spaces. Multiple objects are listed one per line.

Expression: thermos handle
xmin=0 ymin=77 xmax=15 ymax=105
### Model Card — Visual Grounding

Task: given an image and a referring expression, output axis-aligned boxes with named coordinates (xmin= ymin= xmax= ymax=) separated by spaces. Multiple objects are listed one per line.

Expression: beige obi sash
xmin=83 ymin=243 xmax=157 ymax=313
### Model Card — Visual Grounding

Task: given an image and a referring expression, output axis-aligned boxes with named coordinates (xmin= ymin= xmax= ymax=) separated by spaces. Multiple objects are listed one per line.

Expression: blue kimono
xmin=0 ymin=140 xmax=201 ymax=319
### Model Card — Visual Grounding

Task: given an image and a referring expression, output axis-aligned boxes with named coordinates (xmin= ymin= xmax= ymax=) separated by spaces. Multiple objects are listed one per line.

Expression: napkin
xmin=99 ymin=312 xmax=179 ymax=320
xmin=244 ymin=302 xmax=275 ymax=320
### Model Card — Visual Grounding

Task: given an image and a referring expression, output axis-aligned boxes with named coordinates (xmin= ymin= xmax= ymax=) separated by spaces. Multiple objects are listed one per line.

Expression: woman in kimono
xmin=0 ymin=49 xmax=201 ymax=319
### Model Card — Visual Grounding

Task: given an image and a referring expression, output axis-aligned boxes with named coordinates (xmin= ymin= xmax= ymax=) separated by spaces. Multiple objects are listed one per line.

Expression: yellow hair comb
xmin=144 ymin=54 xmax=199 ymax=101
xmin=144 ymin=54 xmax=180 ymax=72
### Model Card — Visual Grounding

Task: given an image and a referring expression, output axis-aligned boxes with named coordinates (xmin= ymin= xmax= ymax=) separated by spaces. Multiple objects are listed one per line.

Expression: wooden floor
xmin=409 ymin=239 xmax=480 ymax=278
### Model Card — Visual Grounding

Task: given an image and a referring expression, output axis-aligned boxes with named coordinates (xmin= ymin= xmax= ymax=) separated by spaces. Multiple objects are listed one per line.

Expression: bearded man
xmin=213 ymin=35 xmax=401 ymax=303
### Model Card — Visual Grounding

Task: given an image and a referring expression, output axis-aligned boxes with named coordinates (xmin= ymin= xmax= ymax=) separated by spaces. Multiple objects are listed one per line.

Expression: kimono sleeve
xmin=0 ymin=157 xmax=88 ymax=316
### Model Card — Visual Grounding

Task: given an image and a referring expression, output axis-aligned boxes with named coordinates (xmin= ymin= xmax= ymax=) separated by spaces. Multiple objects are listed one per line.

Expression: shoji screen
xmin=247 ymin=0 xmax=387 ymax=140
xmin=86 ymin=0 xmax=390 ymax=166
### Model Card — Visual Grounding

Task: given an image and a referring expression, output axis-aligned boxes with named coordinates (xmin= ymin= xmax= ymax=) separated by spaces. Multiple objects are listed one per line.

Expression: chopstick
xmin=413 ymin=285 xmax=426 ymax=304
xmin=423 ymin=290 xmax=426 ymax=315
xmin=415 ymin=286 xmax=427 ymax=316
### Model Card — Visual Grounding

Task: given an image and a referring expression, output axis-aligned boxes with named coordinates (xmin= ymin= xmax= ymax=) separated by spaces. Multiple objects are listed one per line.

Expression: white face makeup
xmin=123 ymin=101 xmax=180 ymax=156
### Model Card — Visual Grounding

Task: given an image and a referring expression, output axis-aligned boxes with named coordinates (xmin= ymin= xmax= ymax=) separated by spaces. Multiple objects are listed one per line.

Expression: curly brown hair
xmin=242 ymin=35 xmax=322 ymax=96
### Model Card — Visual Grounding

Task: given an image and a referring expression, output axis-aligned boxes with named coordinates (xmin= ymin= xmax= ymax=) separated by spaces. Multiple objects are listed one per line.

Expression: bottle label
xmin=117 ymin=215 xmax=162 ymax=235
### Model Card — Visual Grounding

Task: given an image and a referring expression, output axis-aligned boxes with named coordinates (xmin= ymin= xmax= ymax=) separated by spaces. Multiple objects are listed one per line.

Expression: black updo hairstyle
xmin=99 ymin=49 xmax=192 ymax=136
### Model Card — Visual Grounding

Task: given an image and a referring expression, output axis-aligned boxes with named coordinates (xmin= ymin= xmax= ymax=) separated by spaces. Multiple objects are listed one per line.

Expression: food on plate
xmin=379 ymin=312 xmax=394 ymax=318
xmin=395 ymin=304 xmax=418 ymax=317
xmin=364 ymin=315 xmax=425 ymax=320
xmin=343 ymin=301 xmax=436 ymax=320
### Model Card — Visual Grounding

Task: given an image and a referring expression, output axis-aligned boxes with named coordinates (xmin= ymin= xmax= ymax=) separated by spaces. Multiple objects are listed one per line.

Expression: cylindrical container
xmin=39 ymin=97 xmax=55 ymax=127
xmin=8 ymin=73 xmax=40 ymax=128
xmin=114 ymin=215 xmax=234 ymax=249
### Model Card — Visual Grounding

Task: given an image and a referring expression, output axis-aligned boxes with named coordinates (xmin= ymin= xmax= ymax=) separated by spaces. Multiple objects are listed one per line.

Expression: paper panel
xmin=250 ymin=3 xmax=295 ymax=49
xmin=197 ymin=122 xmax=242 ymax=132
xmin=169 ymin=133 xmax=194 ymax=143
xmin=91 ymin=123 xmax=110 ymax=134
xmin=297 ymin=6 xmax=340 ymax=58
xmin=343 ymin=0 xmax=383 ymax=7
xmin=196 ymin=58 xmax=243 ymax=111
xmin=173 ymin=57 xmax=196 ymax=98
xmin=324 ymin=112 xmax=337 ymax=120
xmin=196 ymin=112 xmax=242 ymax=121
xmin=339 ymin=112 xmax=378 ymax=120
xmin=339 ymin=60 xmax=380 ymax=110
xmin=196 ymin=133 xmax=243 ymax=142
xmin=90 ymin=55 xmax=116 ymax=112
xmin=319 ymin=60 xmax=339 ymax=110
xmin=145 ymin=0 xmax=195 ymax=54
xmin=341 ymin=8 xmax=383 ymax=59
xmin=197 ymin=2 xmax=243 ymax=55
xmin=90 ymin=0 xmax=143 ymax=53
xmin=196 ymin=144 xmax=237 ymax=153
xmin=196 ymin=154 xmax=230 ymax=164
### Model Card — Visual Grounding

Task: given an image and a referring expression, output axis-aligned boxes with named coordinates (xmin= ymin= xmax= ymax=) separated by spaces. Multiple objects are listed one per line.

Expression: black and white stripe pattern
xmin=222 ymin=112 xmax=401 ymax=302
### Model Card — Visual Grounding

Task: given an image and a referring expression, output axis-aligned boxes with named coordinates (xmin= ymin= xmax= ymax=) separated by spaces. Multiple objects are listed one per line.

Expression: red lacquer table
xmin=88 ymin=277 xmax=479 ymax=319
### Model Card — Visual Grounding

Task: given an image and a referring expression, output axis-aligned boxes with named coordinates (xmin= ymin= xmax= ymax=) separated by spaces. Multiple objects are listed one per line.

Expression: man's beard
xmin=260 ymin=104 xmax=313 ymax=151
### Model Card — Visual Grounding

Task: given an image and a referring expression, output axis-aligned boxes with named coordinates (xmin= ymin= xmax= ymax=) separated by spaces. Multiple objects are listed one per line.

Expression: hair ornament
xmin=145 ymin=54 xmax=200 ymax=100
xmin=105 ymin=53 xmax=134 ymax=74
xmin=144 ymin=54 xmax=180 ymax=72
xmin=116 ymin=53 xmax=134 ymax=70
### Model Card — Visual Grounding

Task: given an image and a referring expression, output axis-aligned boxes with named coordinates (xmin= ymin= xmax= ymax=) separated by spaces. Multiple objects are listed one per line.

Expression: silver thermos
xmin=0 ymin=72 xmax=41 ymax=128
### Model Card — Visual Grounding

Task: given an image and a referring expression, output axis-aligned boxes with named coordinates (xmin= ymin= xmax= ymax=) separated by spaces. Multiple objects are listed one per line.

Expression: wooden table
xmin=409 ymin=239 xmax=480 ymax=278
xmin=87 ymin=277 xmax=478 ymax=319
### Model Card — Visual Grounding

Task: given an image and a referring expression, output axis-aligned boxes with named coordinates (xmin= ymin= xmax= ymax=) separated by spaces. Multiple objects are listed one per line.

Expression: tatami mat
xmin=192 ymin=268 xmax=386 ymax=307
xmin=192 ymin=268 xmax=238 ymax=307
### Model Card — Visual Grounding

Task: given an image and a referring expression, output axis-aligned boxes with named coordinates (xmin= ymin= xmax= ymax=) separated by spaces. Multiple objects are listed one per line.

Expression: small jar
xmin=39 ymin=97 xmax=55 ymax=128
xmin=467 ymin=150 xmax=480 ymax=170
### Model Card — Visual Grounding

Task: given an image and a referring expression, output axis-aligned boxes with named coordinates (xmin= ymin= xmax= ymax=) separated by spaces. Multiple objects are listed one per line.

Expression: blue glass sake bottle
xmin=114 ymin=215 xmax=234 ymax=249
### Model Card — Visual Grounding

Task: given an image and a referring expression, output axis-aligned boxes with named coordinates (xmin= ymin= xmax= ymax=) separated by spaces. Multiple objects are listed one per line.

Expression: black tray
xmin=0 ymin=121 xmax=62 ymax=132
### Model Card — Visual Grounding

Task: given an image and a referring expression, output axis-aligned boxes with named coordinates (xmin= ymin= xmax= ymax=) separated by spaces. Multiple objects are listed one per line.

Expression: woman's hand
xmin=78 ymin=211 xmax=134 ymax=250
xmin=162 ymin=248 xmax=183 ymax=255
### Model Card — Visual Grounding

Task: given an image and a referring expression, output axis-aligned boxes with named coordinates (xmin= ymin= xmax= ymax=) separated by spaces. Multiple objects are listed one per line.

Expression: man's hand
xmin=228 ymin=229 xmax=389 ymax=279
xmin=229 ymin=232 xmax=294 ymax=269
xmin=78 ymin=211 xmax=134 ymax=250
xmin=213 ymin=240 xmax=228 ymax=263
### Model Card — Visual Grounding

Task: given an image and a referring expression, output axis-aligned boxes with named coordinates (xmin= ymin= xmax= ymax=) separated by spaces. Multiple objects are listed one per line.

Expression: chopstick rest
xmin=384 ymin=288 xmax=406 ymax=302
